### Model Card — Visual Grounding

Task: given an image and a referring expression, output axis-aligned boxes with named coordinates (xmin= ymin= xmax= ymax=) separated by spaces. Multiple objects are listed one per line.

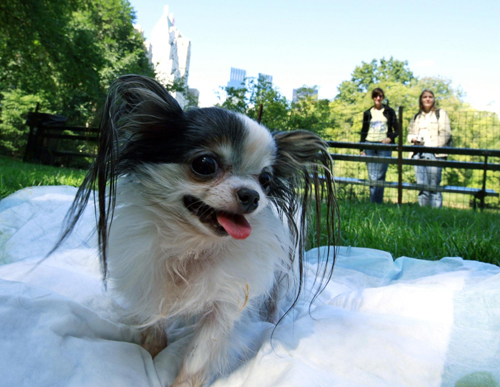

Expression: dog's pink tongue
xmin=216 ymin=213 xmax=252 ymax=240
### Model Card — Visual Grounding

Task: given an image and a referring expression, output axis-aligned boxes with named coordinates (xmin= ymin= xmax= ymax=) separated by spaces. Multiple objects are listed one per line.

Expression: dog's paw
xmin=171 ymin=372 xmax=206 ymax=387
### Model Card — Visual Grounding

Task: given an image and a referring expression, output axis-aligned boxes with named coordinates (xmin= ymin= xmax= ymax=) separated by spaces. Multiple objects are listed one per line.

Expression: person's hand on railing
xmin=381 ymin=137 xmax=392 ymax=144
xmin=360 ymin=151 xmax=366 ymax=156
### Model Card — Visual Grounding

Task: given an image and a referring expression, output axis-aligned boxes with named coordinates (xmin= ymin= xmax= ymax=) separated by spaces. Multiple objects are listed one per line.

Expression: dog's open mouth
xmin=183 ymin=195 xmax=252 ymax=240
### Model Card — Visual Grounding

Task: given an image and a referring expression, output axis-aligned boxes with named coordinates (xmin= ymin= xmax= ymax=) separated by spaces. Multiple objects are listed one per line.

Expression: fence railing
xmin=23 ymin=110 xmax=98 ymax=166
xmin=327 ymin=141 xmax=499 ymax=210
xmin=22 ymin=108 xmax=500 ymax=210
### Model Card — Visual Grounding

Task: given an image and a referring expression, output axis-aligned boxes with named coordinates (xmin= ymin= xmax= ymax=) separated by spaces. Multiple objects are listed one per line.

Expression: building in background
xmin=258 ymin=73 xmax=273 ymax=84
xmin=145 ymin=5 xmax=193 ymax=107
xmin=292 ymin=87 xmax=318 ymax=103
xmin=226 ymin=69 xmax=274 ymax=89
xmin=227 ymin=67 xmax=246 ymax=89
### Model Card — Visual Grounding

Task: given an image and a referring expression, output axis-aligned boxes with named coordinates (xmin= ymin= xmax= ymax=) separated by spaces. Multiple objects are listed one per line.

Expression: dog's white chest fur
xmin=107 ymin=180 xmax=289 ymax=328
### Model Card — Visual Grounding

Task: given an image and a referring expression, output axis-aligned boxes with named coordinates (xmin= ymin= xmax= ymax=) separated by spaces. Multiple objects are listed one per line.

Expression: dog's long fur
xmin=56 ymin=75 xmax=338 ymax=387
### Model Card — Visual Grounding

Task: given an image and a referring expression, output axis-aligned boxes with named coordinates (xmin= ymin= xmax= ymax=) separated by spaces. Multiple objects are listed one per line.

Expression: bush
xmin=0 ymin=90 xmax=50 ymax=157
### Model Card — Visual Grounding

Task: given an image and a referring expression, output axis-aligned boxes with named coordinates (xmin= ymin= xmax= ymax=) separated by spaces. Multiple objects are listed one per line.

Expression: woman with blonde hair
xmin=408 ymin=89 xmax=451 ymax=208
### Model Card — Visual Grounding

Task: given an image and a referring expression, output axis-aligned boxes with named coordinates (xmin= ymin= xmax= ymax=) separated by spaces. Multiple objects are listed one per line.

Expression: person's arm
xmin=386 ymin=108 xmax=400 ymax=143
xmin=438 ymin=109 xmax=451 ymax=147
xmin=360 ymin=110 xmax=370 ymax=154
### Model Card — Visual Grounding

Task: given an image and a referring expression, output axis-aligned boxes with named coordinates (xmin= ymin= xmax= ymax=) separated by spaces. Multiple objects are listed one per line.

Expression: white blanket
xmin=0 ymin=186 xmax=499 ymax=387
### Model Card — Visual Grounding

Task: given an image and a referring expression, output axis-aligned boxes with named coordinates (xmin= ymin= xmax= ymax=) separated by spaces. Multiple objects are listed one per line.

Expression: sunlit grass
xmin=2 ymin=156 xmax=498 ymax=266
xmin=328 ymin=200 xmax=500 ymax=266
xmin=0 ymin=156 xmax=86 ymax=198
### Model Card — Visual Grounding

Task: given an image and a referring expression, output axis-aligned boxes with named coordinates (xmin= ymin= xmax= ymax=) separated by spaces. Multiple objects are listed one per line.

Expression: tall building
xmin=150 ymin=6 xmax=192 ymax=107
xmin=258 ymin=73 xmax=273 ymax=84
xmin=292 ymin=87 xmax=318 ymax=103
xmin=227 ymin=67 xmax=246 ymax=89
xmin=134 ymin=25 xmax=153 ymax=64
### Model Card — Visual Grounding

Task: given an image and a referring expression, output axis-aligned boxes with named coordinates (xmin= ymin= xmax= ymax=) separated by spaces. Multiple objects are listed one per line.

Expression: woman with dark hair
xmin=408 ymin=89 xmax=451 ymax=208
xmin=360 ymin=87 xmax=400 ymax=203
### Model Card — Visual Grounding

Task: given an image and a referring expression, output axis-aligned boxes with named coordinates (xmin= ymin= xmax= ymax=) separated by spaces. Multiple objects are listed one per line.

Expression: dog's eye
xmin=259 ymin=172 xmax=272 ymax=192
xmin=191 ymin=155 xmax=219 ymax=176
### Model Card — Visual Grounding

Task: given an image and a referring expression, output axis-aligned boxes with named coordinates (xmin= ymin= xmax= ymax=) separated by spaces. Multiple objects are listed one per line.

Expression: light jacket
xmin=407 ymin=109 xmax=451 ymax=158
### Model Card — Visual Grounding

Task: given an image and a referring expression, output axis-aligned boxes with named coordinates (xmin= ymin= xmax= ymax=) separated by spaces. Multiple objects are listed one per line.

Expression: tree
xmin=288 ymin=86 xmax=334 ymax=137
xmin=217 ymin=76 xmax=290 ymax=131
xmin=0 ymin=0 xmax=155 ymax=157
xmin=335 ymin=57 xmax=415 ymax=106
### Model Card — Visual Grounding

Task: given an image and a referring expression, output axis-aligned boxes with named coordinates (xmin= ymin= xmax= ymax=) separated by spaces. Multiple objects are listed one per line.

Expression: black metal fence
xmin=23 ymin=110 xmax=98 ymax=167
xmin=326 ymin=108 xmax=500 ymax=210
xmin=328 ymin=141 xmax=499 ymax=210
xmin=23 ymin=108 xmax=500 ymax=210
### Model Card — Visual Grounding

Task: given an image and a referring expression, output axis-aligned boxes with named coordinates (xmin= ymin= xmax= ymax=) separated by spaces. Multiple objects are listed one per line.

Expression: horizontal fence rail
xmin=328 ymin=142 xmax=500 ymax=171
xmin=24 ymin=111 xmax=98 ymax=165
xmin=327 ymin=141 xmax=499 ymax=209
xmin=22 ymin=108 xmax=500 ymax=210
xmin=329 ymin=142 xmax=500 ymax=157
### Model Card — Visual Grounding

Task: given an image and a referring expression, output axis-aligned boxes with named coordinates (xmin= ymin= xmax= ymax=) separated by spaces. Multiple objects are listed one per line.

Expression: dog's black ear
xmin=96 ymin=75 xmax=187 ymax=278
xmin=103 ymin=74 xmax=184 ymax=139
xmin=272 ymin=130 xmax=338 ymax=309
xmin=52 ymin=75 xmax=186 ymax=280
xmin=99 ymin=74 xmax=187 ymax=168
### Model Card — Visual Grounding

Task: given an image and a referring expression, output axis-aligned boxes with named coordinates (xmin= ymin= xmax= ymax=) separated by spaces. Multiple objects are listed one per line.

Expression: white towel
xmin=1 ymin=186 xmax=499 ymax=387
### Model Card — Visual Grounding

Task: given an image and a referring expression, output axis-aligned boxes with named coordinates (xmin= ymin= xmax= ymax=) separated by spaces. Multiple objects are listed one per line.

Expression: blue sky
xmin=129 ymin=0 xmax=500 ymax=111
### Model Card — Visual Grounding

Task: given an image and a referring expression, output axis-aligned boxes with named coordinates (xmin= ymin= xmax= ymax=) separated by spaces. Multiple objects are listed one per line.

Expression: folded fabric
xmin=0 ymin=186 xmax=499 ymax=387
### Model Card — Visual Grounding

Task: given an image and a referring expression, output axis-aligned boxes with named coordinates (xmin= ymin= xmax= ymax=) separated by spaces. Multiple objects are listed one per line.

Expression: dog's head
xmin=62 ymin=75 xmax=338 ymax=286
xmin=121 ymin=106 xmax=277 ymax=240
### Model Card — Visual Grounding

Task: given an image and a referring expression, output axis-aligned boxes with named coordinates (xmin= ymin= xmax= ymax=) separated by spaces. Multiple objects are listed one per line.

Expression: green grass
xmin=0 ymin=156 xmax=86 ymax=198
xmin=334 ymin=200 xmax=500 ymax=266
xmin=1 ymin=156 xmax=498 ymax=266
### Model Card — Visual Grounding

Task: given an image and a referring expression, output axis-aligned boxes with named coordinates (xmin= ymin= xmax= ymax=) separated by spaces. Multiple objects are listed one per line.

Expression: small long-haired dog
xmin=56 ymin=75 xmax=338 ymax=387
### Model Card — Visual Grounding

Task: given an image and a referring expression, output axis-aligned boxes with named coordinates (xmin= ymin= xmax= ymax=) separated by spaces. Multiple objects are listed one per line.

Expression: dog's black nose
xmin=237 ymin=188 xmax=260 ymax=213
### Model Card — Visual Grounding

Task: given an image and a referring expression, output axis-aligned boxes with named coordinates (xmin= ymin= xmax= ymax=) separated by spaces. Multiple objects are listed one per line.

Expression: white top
xmin=416 ymin=111 xmax=433 ymax=145
xmin=407 ymin=109 xmax=452 ymax=157
xmin=366 ymin=107 xmax=388 ymax=142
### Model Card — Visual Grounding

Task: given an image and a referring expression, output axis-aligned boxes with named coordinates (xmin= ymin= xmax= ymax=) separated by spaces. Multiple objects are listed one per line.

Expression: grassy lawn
xmin=1 ymin=156 xmax=499 ymax=266
xmin=335 ymin=201 xmax=499 ymax=266
xmin=0 ymin=156 xmax=86 ymax=198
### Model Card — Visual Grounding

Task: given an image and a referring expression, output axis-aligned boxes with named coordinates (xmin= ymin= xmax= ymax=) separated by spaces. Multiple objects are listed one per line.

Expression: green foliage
xmin=166 ymin=76 xmax=199 ymax=109
xmin=331 ymin=57 xmax=464 ymax=122
xmin=217 ymin=76 xmax=290 ymax=131
xmin=288 ymin=86 xmax=333 ymax=137
xmin=0 ymin=0 xmax=155 ymax=157
xmin=218 ymin=81 xmax=335 ymax=136
xmin=335 ymin=57 xmax=415 ymax=106
xmin=0 ymin=91 xmax=50 ymax=156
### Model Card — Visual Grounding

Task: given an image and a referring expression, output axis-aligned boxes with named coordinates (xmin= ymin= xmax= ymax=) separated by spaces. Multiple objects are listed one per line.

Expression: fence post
xmin=23 ymin=103 xmax=40 ymax=162
xmin=480 ymin=155 xmax=488 ymax=210
xmin=397 ymin=106 xmax=404 ymax=205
